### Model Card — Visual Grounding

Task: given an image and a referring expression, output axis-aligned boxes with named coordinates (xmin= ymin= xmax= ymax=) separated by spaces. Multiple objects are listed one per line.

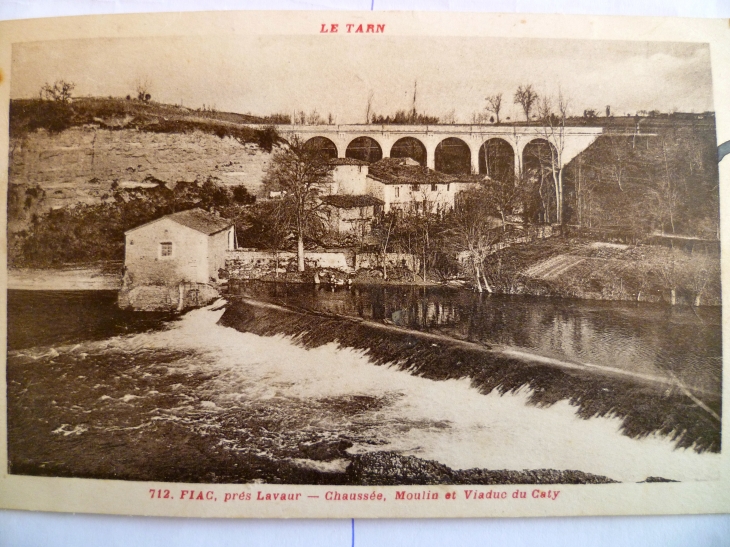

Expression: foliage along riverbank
xmin=8 ymin=233 xmax=721 ymax=310
xmin=224 ymin=236 xmax=721 ymax=308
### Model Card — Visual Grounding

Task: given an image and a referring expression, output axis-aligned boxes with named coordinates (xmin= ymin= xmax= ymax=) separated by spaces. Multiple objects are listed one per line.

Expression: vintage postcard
xmin=0 ymin=10 xmax=729 ymax=518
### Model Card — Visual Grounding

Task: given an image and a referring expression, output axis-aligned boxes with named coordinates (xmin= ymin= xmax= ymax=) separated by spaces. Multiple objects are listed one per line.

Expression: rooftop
xmin=367 ymin=158 xmax=481 ymax=185
xmin=126 ymin=208 xmax=233 ymax=235
xmin=330 ymin=157 xmax=370 ymax=166
xmin=321 ymin=194 xmax=384 ymax=208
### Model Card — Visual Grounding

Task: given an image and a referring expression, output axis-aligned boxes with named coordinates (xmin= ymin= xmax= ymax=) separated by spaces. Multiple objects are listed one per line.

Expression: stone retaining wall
xmin=225 ymin=250 xmax=353 ymax=279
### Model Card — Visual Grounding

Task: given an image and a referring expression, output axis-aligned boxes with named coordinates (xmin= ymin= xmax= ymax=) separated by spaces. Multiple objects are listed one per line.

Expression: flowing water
xmin=6 ymin=287 xmax=722 ymax=483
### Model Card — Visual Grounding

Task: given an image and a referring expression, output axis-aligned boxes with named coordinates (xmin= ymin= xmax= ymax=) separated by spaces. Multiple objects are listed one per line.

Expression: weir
xmin=220 ymin=294 xmax=721 ymax=454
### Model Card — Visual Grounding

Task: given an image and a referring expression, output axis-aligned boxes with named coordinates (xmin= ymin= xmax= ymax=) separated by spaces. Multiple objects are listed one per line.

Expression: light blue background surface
xmin=1 ymin=1 xmax=729 ymax=545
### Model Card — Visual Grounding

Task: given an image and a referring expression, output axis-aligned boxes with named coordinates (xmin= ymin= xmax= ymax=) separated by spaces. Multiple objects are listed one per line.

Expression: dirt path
xmin=524 ymin=255 xmax=589 ymax=279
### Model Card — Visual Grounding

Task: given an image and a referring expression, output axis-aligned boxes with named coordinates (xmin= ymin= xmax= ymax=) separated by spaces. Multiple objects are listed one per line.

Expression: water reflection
xmin=228 ymin=281 xmax=722 ymax=396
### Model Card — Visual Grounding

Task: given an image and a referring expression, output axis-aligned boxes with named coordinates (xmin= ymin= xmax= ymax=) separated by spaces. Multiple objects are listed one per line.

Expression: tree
xmin=262 ymin=137 xmax=333 ymax=271
xmin=39 ymin=80 xmax=75 ymax=103
xmin=449 ymin=189 xmax=498 ymax=292
xmin=306 ymin=109 xmax=324 ymax=125
xmin=372 ymin=212 xmax=395 ymax=280
xmin=442 ymin=109 xmax=456 ymax=124
xmin=537 ymin=92 xmax=569 ymax=224
xmin=485 ymin=93 xmax=503 ymax=124
xmin=605 ymin=135 xmax=632 ymax=192
xmin=134 ymin=78 xmax=152 ymax=102
xmin=365 ymin=90 xmax=374 ymax=124
xmin=482 ymin=173 xmax=521 ymax=232
xmin=654 ymin=250 xmax=681 ymax=305
xmin=232 ymin=185 xmax=256 ymax=204
xmin=407 ymin=187 xmax=442 ymax=283
xmin=513 ymin=84 xmax=538 ymax=123
xmin=198 ymin=177 xmax=233 ymax=209
xmin=682 ymin=252 xmax=717 ymax=307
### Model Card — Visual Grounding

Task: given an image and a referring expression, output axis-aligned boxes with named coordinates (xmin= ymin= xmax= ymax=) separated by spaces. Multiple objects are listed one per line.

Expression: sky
xmin=10 ymin=34 xmax=714 ymax=123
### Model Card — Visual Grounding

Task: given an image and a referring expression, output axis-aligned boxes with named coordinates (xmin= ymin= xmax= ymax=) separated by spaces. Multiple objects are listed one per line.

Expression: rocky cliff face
xmin=9 ymin=126 xmax=271 ymax=210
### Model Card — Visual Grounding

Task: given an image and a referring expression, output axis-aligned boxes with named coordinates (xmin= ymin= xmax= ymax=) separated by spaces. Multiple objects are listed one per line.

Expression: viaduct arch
xmin=283 ymin=124 xmax=602 ymax=176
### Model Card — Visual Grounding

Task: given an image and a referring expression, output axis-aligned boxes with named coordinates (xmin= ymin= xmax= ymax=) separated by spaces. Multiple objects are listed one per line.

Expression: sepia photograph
xmin=1 ymin=11 xmax=728 ymax=518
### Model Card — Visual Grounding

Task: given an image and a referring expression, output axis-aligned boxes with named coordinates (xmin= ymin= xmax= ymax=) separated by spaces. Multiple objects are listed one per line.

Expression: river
xmin=6 ymin=286 xmax=722 ymax=484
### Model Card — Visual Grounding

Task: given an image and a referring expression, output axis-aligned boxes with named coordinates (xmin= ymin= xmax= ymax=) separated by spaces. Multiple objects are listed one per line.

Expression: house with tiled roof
xmin=320 ymin=157 xmax=371 ymax=196
xmin=366 ymin=158 xmax=481 ymax=213
xmin=319 ymin=156 xmax=480 ymax=236
xmin=321 ymin=194 xmax=384 ymax=237
xmin=123 ymin=208 xmax=236 ymax=286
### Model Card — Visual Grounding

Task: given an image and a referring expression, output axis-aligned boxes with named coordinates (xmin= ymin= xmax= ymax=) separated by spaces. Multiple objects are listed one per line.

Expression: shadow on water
xmin=7 ymin=290 xmax=175 ymax=350
xmin=224 ymin=281 xmax=721 ymax=453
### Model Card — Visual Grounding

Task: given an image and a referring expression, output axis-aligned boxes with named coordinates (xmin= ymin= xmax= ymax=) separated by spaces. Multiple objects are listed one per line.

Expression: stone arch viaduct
xmin=266 ymin=124 xmax=604 ymax=174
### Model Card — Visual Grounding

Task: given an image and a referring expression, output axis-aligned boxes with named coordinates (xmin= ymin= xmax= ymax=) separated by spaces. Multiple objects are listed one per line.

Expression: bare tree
xmin=471 ymin=111 xmax=491 ymax=124
xmin=485 ymin=93 xmax=503 ymax=124
xmin=306 ymin=109 xmax=324 ymax=125
xmin=537 ymin=92 xmax=569 ymax=224
xmin=450 ymin=189 xmax=498 ymax=292
xmin=605 ymin=135 xmax=631 ymax=192
xmin=262 ymin=137 xmax=333 ymax=271
xmin=654 ymin=250 xmax=681 ymax=305
xmin=482 ymin=174 xmax=521 ymax=232
xmin=373 ymin=212 xmax=395 ymax=280
xmin=683 ymin=253 xmax=717 ymax=307
xmin=648 ymin=173 xmax=679 ymax=235
xmin=630 ymin=257 xmax=652 ymax=302
xmin=407 ymin=187 xmax=442 ymax=283
xmin=39 ymin=80 xmax=75 ymax=103
xmin=646 ymin=137 xmax=679 ymax=235
xmin=513 ymin=84 xmax=538 ymax=123
xmin=365 ymin=90 xmax=374 ymax=124
xmin=134 ymin=78 xmax=152 ymax=102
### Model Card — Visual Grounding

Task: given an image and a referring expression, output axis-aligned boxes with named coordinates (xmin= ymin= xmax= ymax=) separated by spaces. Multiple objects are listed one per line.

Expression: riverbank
xmin=487 ymin=238 xmax=722 ymax=306
xmin=8 ymin=264 xmax=122 ymax=291
xmin=8 ymin=236 xmax=722 ymax=308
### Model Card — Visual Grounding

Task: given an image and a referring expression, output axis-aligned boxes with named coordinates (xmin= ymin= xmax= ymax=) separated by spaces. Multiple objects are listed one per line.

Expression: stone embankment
xmin=118 ymin=282 xmax=221 ymax=312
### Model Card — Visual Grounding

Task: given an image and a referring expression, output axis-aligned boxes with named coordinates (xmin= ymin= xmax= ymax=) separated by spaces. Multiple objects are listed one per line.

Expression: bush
xmin=9 ymin=179 xmax=248 ymax=268
xmin=233 ymin=186 xmax=256 ymax=204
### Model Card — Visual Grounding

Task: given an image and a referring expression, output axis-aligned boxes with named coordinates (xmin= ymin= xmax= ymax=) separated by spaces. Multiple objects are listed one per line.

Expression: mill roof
xmin=125 ymin=208 xmax=233 ymax=235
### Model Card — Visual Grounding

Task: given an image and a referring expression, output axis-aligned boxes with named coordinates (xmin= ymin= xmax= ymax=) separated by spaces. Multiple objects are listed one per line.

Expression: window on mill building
xmin=160 ymin=242 xmax=173 ymax=258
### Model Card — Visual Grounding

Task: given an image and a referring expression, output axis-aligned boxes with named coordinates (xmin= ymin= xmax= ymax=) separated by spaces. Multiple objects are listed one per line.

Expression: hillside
xmin=8 ymin=98 xmax=282 ymax=231
xmin=9 ymin=97 xmax=281 ymax=141
xmin=561 ymin=115 xmax=719 ymax=239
